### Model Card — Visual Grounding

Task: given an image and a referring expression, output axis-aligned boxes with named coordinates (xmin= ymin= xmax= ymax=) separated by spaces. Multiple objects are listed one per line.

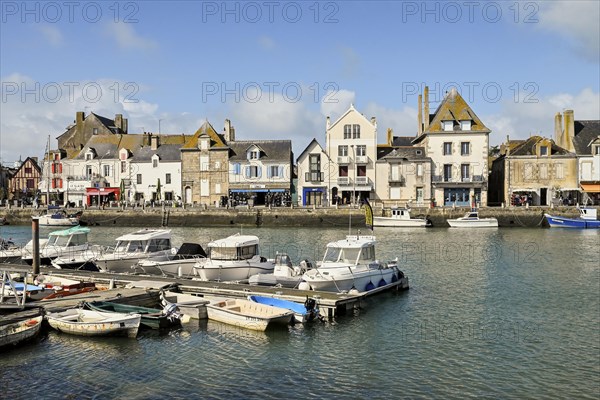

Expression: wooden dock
xmin=1 ymin=265 xmax=409 ymax=318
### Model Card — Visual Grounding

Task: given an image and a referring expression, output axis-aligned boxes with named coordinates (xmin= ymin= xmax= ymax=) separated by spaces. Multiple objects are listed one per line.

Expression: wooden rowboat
xmin=205 ymin=298 xmax=293 ymax=331
xmin=46 ymin=309 xmax=141 ymax=338
xmin=0 ymin=307 xmax=44 ymax=348
xmin=84 ymin=301 xmax=182 ymax=330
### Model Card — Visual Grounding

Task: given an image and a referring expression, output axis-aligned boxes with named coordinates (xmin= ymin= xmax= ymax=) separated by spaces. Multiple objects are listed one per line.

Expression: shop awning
xmin=581 ymin=183 xmax=600 ymax=193
xmin=230 ymin=189 xmax=286 ymax=193
xmin=86 ymin=188 xmax=120 ymax=196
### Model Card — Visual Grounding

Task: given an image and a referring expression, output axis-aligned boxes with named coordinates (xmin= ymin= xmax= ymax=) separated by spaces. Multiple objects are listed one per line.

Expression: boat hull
xmin=0 ymin=309 xmax=43 ymax=348
xmin=160 ymin=291 xmax=209 ymax=320
xmin=47 ymin=309 xmax=141 ymax=338
xmin=135 ymin=258 xmax=199 ymax=277
xmin=447 ymin=219 xmax=498 ymax=228
xmin=195 ymin=261 xmax=275 ymax=282
xmin=303 ymin=268 xmax=397 ymax=293
xmin=545 ymin=214 xmax=600 ymax=229
xmin=248 ymin=273 xmax=302 ymax=288
xmin=206 ymin=298 xmax=293 ymax=331
xmin=84 ymin=301 xmax=180 ymax=330
xmin=373 ymin=217 xmax=429 ymax=227
xmin=95 ymin=251 xmax=173 ymax=274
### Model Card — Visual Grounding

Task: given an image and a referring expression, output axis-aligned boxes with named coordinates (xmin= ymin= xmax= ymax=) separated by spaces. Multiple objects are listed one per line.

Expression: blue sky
xmin=1 ymin=0 xmax=599 ymax=163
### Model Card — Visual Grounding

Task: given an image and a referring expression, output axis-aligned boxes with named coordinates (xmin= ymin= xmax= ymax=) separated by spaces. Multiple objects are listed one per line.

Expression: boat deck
xmin=1 ymin=265 xmax=409 ymax=317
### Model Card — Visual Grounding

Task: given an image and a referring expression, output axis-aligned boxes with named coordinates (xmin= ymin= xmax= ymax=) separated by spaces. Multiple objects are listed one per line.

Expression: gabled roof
xmin=296 ymin=138 xmax=325 ymax=162
xmin=391 ymin=136 xmax=415 ymax=147
xmin=508 ymin=136 xmax=572 ymax=156
xmin=228 ymin=140 xmax=292 ymax=163
xmin=74 ymin=134 xmax=191 ymax=162
xmin=327 ymin=104 xmax=375 ymax=130
xmin=9 ymin=157 xmax=41 ymax=177
xmin=377 ymin=146 xmax=429 ymax=161
xmin=423 ymin=88 xmax=490 ymax=134
xmin=572 ymin=120 xmax=600 ymax=155
xmin=57 ymin=112 xmax=121 ymax=141
xmin=181 ymin=120 xmax=227 ymax=150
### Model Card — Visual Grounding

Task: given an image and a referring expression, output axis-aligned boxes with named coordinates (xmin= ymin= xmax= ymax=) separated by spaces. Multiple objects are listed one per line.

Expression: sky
xmin=1 ymin=0 xmax=599 ymax=164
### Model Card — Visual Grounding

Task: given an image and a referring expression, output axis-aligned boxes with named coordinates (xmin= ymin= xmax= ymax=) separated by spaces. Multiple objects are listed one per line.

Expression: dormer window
xmin=249 ymin=150 xmax=260 ymax=160
xmin=85 ymin=152 xmax=93 ymax=161
xmin=93 ymin=128 xmax=98 ymax=135
xmin=460 ymin=120 xmax=471 ymax=131
xmin=200 ymin=138 xmax=210 ymax=150
xmin=540 ymin=146 xmax=548 ymax=156
xmin=594 ymin=145 xmax=600 ymax=155
xmin=442 ymin=121 xmax=454 ymax=131
xmin=152 ymin=154 xmax=160 ymax=168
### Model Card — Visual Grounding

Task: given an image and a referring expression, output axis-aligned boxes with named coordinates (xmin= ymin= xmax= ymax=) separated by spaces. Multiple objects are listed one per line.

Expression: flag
xmin=364 ymin=198 xmax=373 ymax=232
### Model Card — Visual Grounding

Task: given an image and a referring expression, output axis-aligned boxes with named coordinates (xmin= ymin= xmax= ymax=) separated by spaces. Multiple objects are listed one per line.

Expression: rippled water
xmin=1 ymin=225 xmax=599 ymax=399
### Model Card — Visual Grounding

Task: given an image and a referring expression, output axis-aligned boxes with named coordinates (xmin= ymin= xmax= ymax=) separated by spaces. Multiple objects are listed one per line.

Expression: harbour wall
xmin=1 ymin=206 xmax=595 ymax=228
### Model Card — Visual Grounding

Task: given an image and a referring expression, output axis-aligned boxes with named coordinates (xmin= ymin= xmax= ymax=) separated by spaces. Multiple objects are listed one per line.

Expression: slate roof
xmin=422 ymin=88 xmax=490 ymax=134
xmin=296 ymin=138 xmax=324 ymax=162
xmin=508 ymin=136 xmax=572 ymax=156
xmin=181 ymin=120 xmax=227 ymax=150
xmin=228 ymin=140 xmax=292 ymax=163
xmin=391 ymin=136 xmax=415 ymax=147
xmin=377 ymin=146 xmax=429 ymax=161
xmin=74 ymin=134 xmax=191 ymax=161
xmin=572 ymin=120 xmax=600 ymax=155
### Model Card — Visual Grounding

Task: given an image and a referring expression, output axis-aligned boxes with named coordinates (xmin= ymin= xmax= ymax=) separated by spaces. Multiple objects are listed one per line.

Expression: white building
xmin=567 ymin=114 xmax=600 ymax=204
xmin=296 ymin=139 xmax=330 ymax=206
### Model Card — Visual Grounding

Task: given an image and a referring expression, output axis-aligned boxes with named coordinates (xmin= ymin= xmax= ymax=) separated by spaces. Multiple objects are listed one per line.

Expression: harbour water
xmin=1 ymin=225 xmax=599 ymax=399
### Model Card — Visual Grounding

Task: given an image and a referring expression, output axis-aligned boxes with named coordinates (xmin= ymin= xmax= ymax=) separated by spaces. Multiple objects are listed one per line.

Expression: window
xmin=461 ymin=142 xmax=470 ymax=156
xmin=443 ymin=164 xmax=452 ymax=181
xmin=86 ymin=165 xmax=93 ymax=178
xmin=200 ymin=156 xmax=209 ymax=171
xmin=556 ymin=163 xmax=564 ymax=179
xmin=352 ymin=124 xmax=360 ymax=139
xmin=416 ymin=164 xmax=423 ymax=177
xmin=309 ymin=154 xmax=321 ymax=172
xmin=343 ymin=124 xmax=351 ymax=139
xmin=152 ymin=159 xmax=158 ymax=168
xmin=200 ymin=139 xmax=209 ymax=150
xmin=338 ymin=145 xmax=348 ymax=157
xmin=164 ymin=192 xmax=173 ymax=201
xmin=25 ymin=167 xmax=32 ymax=174
xmin=269 ymin=166 xmax=280 ymax=178
xmin=247 ymin=166 xmax=260 ymax=178
xmin=26 ymin=179 xmax=34 ymax=188
xmin=121 ymin=161 xmax=127 ymax=173
xmin=443 ymin=142 xmax=452 ymax=155
xmin=461 ymin=164 xmax=470 ymax=180
xmin=357 ymin=165 xmax=367 ymax=176
xmin=540 ymin=164 xmax=548 ymax=180
xmin=524 ymin=163 xmax=534 ymax=181
xmin=339 ymin=166 xmax=348 ymax=177
xmin=86 ymin=153 xmax=93 ymax=161
xmin=215 ymin=161 xmax=221 ymax=169
xmin=166 ymin=173 xmax=171 ymax=184
xmin=540 ymin=146 xmax=548 ymax=156
xmin=103 ymin=165 xmax=110 ymax=176
xmin=460 ymin=120 xmax=471 ymax=131
xmin=594 ymin=145 xmax=600 ymax=155
xmin=136 ymin=174 xmax=142 ymax=184
xmin=416 ymin=150 xmax=422 ymax=155
xmin=248 ymin=150 xmax=260 ymax=159
xmin=356 ymin=145 xmax=367 ymax=156
xmin=93 ymin=128 xmax=98 ymax=135
xmin=215 ymin=183 xmax=221 ymax=194
xmin=442 ymin=121 xmax=453 ymax=131
xmin=233 ymin=163 xmax=241 ymax=175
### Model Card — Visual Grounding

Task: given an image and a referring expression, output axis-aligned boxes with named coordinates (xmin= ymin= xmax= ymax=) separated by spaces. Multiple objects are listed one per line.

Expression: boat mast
xmin=46 ymin=135 xmax=50 ymax=206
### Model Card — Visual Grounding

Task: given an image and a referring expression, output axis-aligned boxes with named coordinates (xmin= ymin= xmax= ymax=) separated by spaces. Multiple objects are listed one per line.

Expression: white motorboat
xmin=373 ymin=208 xmax=432 ymax=227
xmin=193 ymin=234 xmax=274 ymax=282
xmin=22 ymin=226 xmax=97 ymax=265
xmin=94 ymin=229 xmax=176 ymax=274
xmin=134 ymin=243 xmax=207 ymax=276
xmin=205 ymin=297 xmax=293 ymax=331
xmin=300 ymin=235 xmax=404 ymax=293
xmin=46 ymin=308 xmax=141 ymax=338
xmin=248 ymin=253 xmax=315 ymax=288
xmin=37 ymin=210 xmax=80 ymax=226
xmin=447 ymin=210 xmax=498 ymax=228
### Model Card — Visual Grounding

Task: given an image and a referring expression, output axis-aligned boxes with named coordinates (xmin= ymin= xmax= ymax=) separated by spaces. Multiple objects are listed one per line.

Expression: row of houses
xmin=2 ymin=86 xmax=599 ymax=208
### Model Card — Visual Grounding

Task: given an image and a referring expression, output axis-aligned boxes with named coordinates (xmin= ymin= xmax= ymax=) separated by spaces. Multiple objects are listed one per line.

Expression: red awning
xmin=86 ymin=188 xmax=120 ymax=196
xmin=581 ymin=183 xmax=600 ymax=193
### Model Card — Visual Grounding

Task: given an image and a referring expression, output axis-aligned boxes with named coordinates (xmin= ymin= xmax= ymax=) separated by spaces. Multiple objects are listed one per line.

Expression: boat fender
xmin=378 ymin=278 xmax=387 ymax=287
xmin=391 ymin=274 xmax=398 ymax=283
xmin=365 ymin=281 xmax=375 ymax=291
xmin=298 ymin=281 xmax=311 ymax=291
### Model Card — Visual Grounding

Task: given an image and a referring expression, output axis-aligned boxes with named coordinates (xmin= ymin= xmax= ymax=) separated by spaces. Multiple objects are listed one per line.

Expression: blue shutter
xmin=267 ymin=166 xmax=272 ymax=178
xmin=234 ymin=163 xmax=240 ymax=175
xmin=245 ymin=166 xmax=250 ymax=178
xmin=278 ymin=166 xmax=284 ymax=178
xmin=257 ymin=166 xmax=262 ymax=178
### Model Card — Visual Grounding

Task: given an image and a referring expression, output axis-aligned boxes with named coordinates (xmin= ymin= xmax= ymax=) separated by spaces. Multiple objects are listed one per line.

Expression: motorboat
xmin=544 ymin=207 xmax=600 ymax=229
xmin=0 ymin=307 xmax=44 ymax=348
xmin=37 ymin=210 xmax=80 ymax=226
xmin=94 ymin=229 xmax=176 ymax=274
xmin=22 ymin=226 xmax=97 ymax=265
xmin=0 ymin=238 xmax=24 ymax=264
xmin=50 ymin=249 xmax=102 ymax=271
xmin=373 ymin=208 xmax=432 ymax=227
xmin=300 ymin=235 xmax=404 ymax=293
xmin=134 ymin=243 xmax=207 ymax=276
xmin=46 ymin=308 xmax=141 ymax=338
xmin=248 ymin=295 xmax=322 ymax=323
xmin=447 ymin=210 xmax=498 ymax=228
xmin=193 ymin=234 xmax=274 ymax=282
xmin=160 ymin=289 xmax=210 ymax=320
xmin=84 ymin=301 xmax=182 ymax=330
xmin=248 ymin=253 xmax=315 ymax=288
xmin=205 ymin=297 xmax=293 ymax=331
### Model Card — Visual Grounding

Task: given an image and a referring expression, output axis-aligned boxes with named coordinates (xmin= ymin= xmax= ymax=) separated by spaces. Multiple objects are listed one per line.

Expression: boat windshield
xmin=323 ymin=246 xmax=362 ymax=264
xmin=323 ymin=246 xmax=341 ymax=262
xmin=48 ymin=235 xmax=70 ymax=247
xmin=147 ymin=238 xmax=171 ymax=252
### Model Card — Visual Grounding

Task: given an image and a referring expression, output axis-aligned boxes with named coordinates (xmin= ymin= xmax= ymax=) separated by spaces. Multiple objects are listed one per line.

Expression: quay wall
xmin=1 ymin=206 xmax=595 ymax=228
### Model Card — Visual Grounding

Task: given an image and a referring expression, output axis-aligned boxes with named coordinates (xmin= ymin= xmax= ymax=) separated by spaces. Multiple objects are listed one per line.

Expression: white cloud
xmin=320 ymin=89 xmax=355 ymax=121
xmin=257 ymin=35 xmax=275 ymax=50
xmin=105 ymin=22 xmax=157 ymax=51
xmin=363 ymin=103 xmax=419 ymax=140
xmin=538 ymin=1 xmax=600 ymax=62
xmin=38 ymin=25 xmax=63 ymax=47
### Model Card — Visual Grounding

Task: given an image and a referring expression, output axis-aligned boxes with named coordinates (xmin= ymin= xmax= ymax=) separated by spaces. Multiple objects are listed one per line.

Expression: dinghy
xmin=46 ymin=308 xmax=141 ymax=338
xmin=205 ymin=297 xmax=293 ymax=331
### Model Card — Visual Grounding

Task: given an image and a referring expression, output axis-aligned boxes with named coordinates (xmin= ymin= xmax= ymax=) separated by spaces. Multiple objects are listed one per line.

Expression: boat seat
xmin=227 ymin=306 xmax=241 ymax=312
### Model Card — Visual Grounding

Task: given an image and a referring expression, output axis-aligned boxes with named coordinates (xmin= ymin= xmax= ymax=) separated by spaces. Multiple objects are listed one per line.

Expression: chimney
xmin=554 ymin=112 xmax=563 ymax=145
xmin=150 ymin=134 xmax=160 ymax=150
xmin=417 ymin=94 xmax=423 ymax=136
xmin=224 ymin=119 xmax=235 ymax=142
xmin=114 ymin=114 xmax=123 ymax=132
xmin=563 ymin=110 xmax=575 ymax=152
xmin=387 ymin=128 xmax=393 ymax=146
xmin=76 ymin=111 xmax=85 ymax=131
xmin=371 ymin=116 xmax=377 ymax=126
xmin=505 ymin=135 xmax=510 ymax=156
xmin=424 ymin=86 xmax=430 ymax=131
xmin=122 ymin=118 xmax=128 ymax=134
xmin=326 ymin=116 xmax=331 ymax=129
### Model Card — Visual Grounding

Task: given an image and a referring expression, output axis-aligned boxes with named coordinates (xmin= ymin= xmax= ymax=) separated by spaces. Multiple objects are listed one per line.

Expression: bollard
xmin=31 ymin=217 xmax=40 ymax=276
xmin=178 ymin=266 xmax=182 ymax=278
xmin=108 ymin=279 xmax=115 ymax=290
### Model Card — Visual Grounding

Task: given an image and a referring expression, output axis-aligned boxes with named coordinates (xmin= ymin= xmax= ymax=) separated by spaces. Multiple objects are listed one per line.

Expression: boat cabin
xmin=207 ymin=234 xmax=261 ymax=261
xmin=390 ymin=208 xmax=411 ymax=219
xmin=114 ymin=230 xmax=172 ymax=253
xmin=462 ymin=212 xmax=479 ymax=220
xmin=47 ymin=227 xmax=90 ymax=247
xmin=322 ymin=235 xmax=377 ymax=265
xmin=579 ymin=208 xmax=598 ymax=220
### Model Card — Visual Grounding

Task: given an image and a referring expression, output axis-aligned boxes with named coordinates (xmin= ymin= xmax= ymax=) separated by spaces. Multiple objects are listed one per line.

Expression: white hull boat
xmin=373 ymin=208 xmax=432 ymax=227
xmin=94 ymin=229 xmax=176 ymax=274
xmin=22 ymin=226 xmax=95 ymax=265
xmin=249 ymin=253 xmax=315 ymax=288
xmin=193 ymin=234 xmax=274 ymax=282
xmin=447 ymin=211 xmax=498 ymax=228
xmin=300 ymin=235 xmax=404 ymax=293
xmin=160 ymin=290 xmax=209 ymax=320
xmin=37 ymin=210 xmax=80 ymax=226
xmin=0 ymin=238 xmax=24 ymax=264
xmin=135 ymin=243 xmax=207 ymax=277
xmin=0 ymin=308 xmax=44 ymax=348
xmin=205 ymin=297 xmax=293 ymax=331
xmin=46 ymin=308 xmax=141 ymax=338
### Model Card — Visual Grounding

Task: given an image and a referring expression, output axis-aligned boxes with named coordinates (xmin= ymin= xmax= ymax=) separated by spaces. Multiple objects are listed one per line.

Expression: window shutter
xmin=59 ymin=164 xmax=63 ymax=173
xmin=51 ymin=180 xmax=55 ymax=189
xmin=267 ymin=166 xmax=272 ymax=178
xmin=245 ymin=166 xmax=250 ymax=178
xmin=278 ymin=166 xmax=284 ymax=178
xmin=257 ymin=167 xmax=262 ymax=178
xmin=59 ymin=179 xmax=63 ymax=188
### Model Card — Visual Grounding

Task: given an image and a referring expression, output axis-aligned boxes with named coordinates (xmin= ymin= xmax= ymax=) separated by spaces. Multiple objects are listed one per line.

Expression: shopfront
xmin=86 ymin=187 xmax=120 ymax=206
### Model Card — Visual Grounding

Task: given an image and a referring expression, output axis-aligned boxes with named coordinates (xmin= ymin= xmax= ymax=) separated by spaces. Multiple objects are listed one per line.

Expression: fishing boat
xmin=0 ymin=307 xmax=44 ymax=348
xmin=159 ymin=289 xmax=209 ymax=320
xmin=94 ymin=229 xmax=176 ymax=274
xmin=544 ymin=207 xmax=600 ymax=229
xmin=373 ymin=208 xmax=432 ymax=227
xmin=22 ymin=226 xmax=98 ymax=265
xmin=37 ymin=210 xmax=80 ymax=226
xmin=205 ymin=297 xmax=293 ymax=331
xmin=300 ymin=235 xmax=403 ymax=293
xmin=46 ymin=308 xmax=141 ymax=338
xmin=134 ymin=243 xmax=207 ymax=276
xmin=193 ymin=234 xmax=274 ymax=282
xmin=248 ymin=253 xmax=315 ymax=288
xmin=248 ymin=295 xmax=321 ymax=323
xmin=84 ymin=300 xmax=182 ymax=329
xmin=447 ymin=210 xmax=498 ymax=228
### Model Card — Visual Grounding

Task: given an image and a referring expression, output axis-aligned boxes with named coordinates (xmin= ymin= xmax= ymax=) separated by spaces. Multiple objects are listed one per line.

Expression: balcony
xmin=389 ymin=175 xmax=406 ymax=186
xmin=337 ymin=156 xmax=350 ymax=164
xmin=305 ymin=172 xmax=324 ymax=182
xmin=337 ymin=176 xmax=350 ymax=186
xmin=355 ymin=155 xmax=368 ymax=164
xmin=462 ymin=177 xmax=471 ymax=182
xmin=355 ymin=176 xmax=370 ymax=186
